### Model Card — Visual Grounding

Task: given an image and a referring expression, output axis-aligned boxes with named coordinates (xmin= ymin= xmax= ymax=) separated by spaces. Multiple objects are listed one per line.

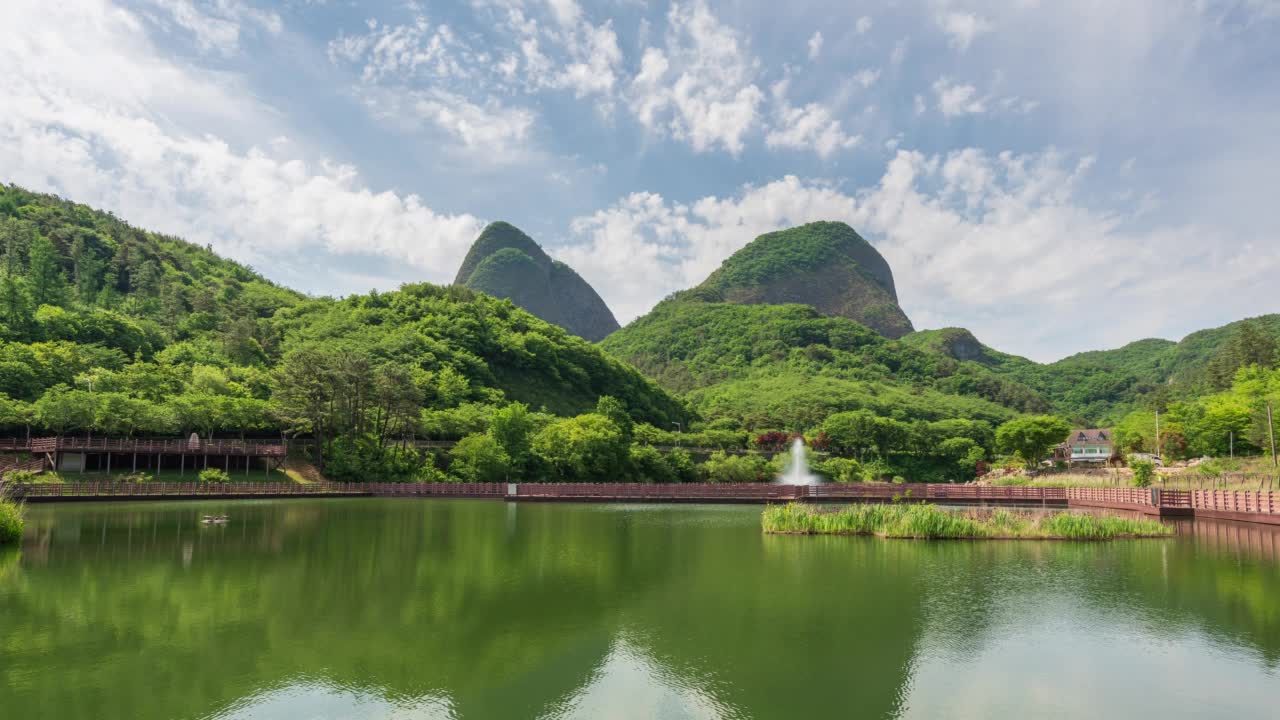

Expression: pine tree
xmin=27 ymin=234 xmax=67 ymax=308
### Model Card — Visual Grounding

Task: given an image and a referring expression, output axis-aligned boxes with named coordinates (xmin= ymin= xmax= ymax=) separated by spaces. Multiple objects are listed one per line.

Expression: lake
xmin=1 ymin=499 xmax=1277 ymax=719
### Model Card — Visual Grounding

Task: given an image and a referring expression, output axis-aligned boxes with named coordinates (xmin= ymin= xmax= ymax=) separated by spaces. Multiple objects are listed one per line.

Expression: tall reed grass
xmin=0 ymin=486 xmax=24 ymax=545
xmin=762 ymin=503 xmax=1173 ymax=540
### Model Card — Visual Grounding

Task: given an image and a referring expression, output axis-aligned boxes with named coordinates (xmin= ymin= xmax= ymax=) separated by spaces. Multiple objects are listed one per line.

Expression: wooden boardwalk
xmin=5 ymin=481 xmax=1279 ymax=525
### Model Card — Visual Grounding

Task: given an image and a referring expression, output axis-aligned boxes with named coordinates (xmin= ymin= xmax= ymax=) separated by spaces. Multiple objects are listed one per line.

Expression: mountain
xmin=0 ymin=184 xmax=685 ymax=427
xmin=454 ymin=222 xmax=620 ymax=341
xmin=903 ymin=316 xmax=1280 ymax=425
xmin=601 ymin=297 xmax=1045 ymax=430
xmin=687 ymin=221 xmax=914 ymax=339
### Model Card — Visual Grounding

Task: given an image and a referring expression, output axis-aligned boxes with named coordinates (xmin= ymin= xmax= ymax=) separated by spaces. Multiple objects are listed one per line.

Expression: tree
xmin=272 ymin=348 xmax=337 ymax=465
xmin=532 ymin=413 xmax=628 ymax=482
xmin=166 ymin=393 xmax=222 ymax=438
xmin=93 ymin=392 xmax=151 ymax=437
xmin=449 ymin=434 xmax=510 ymax=482
xmin=34 ymin=385 xmax=96 ymax=437
xmin=27 ymin=234 xmax=67 ymax=308
xmin=489 ymin=402 xmax=533 ymax=474
xmin=595 ymin=395 xmax=634 ymax=443
xmin=995 ymin=415 xmax=1072 ymax=468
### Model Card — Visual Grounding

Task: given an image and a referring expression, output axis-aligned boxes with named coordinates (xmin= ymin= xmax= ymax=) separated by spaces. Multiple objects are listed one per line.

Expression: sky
xmin=2 ymin=0 xmax=1278 ymax=362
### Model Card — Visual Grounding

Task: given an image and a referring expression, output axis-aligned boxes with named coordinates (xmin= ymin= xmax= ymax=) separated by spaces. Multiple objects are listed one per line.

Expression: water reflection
xmin=1 ymin=501 xmax=1278 ymax=719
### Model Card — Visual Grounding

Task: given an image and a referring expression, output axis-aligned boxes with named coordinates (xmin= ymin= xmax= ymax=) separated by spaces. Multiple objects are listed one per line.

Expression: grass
xmin=989 ymin=471 xmax=1280 ymax=491
xmin=762 ymin=503 xmax=1174 ymax=540
xmin=0 ymin=488 xmax=23 ymax=545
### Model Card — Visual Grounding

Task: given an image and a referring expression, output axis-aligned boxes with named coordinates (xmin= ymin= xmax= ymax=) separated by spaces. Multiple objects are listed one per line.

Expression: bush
xmin=0 ymin=487 xmax=23 ymax=545
xmin=5 ymin=470 xmax=40 ymax=484
xmin=119 ymin=472 xmax=153 ymax=483
xmin=814 ymin=457 xmax=864 ymax=483
xmin=1129 ymin=457 xmax=1155 ymax=488
xmin=198 ymin=468 xmax=230 ymax=483
xmin=449 ymin=434 xmax=510 ymax=483
xmin=629 ymin=444 xmax=675 ymax=483
xmin=325 ymin=434 xmax=422 ymax=483
xmin=701 ymin=451 xmax=772 ymax=483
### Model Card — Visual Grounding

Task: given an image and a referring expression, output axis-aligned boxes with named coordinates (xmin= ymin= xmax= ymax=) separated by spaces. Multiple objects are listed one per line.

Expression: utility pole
xmin=1155 ymin=411 xmax=1161 ymax=460
xmin=1230 ymin=431 xmax=1234 ymax=459
xmin=1268 ymin=402 xmax=1277 ymax=469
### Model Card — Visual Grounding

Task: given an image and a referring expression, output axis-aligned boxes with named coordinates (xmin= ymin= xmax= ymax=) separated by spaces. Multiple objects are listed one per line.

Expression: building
xmin=1052 ymin=429 xmax=1115 ymax=465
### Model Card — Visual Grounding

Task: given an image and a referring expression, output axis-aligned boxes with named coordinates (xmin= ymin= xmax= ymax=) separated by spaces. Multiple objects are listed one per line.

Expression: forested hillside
xmin=600 ymin=299 xmax=1047 ymax=430
xmin=4 ymin=183 xmax=1276 ymax=485
xmin=0 ymin=184 xmax=686 ymax=481
xmin=904 ymin=317 xmax=1280 ymax=425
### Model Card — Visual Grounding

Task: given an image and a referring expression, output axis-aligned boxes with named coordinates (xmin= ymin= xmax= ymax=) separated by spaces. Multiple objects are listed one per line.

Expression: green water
xmin=1 ymin=500 xmax=1278 ymax=719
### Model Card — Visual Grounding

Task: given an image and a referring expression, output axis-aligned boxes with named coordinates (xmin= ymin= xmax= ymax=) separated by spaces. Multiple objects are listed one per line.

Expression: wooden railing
xmin=13 ymin=482 xmax=369 ymax=498
xmin=366 ymin=483 xmax=506 ymax=497
xmin=514 ymin=482 xmax=801 ymax=500
xmin=1190 ymin=490 xmax=1278 ymax=515
xmin=1065 ymin=487 xmax=1155 ymax=506
xmin=24 ymin=437 xmax=286 ymax=456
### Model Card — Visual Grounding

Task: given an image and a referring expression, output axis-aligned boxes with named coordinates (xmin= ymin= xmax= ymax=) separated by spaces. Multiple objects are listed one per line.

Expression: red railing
xmin=515 ymin=482 xmax=802 ymax=500
xmin=1065 ymin=487 xmax=1155 ymax=506
xmin=13 ymin=482 xmax=369 ymax=498
xmin=1190 ymin=490 xmax=1278 ymax=515
xmin=24 ymin=437 xmax=286 ymax=456
xmin=366 ymin=482 xmax=506 ymax=497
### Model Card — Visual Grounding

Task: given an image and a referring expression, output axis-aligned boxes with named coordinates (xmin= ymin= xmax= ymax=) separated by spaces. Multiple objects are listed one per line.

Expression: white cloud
xmin=890 ymin=37 xmax=909 ymax=66
xmin=627 ymin=1 xmax=764 ymax=155
xmin=855 ymin=16 xmax=873 ymax=34
xmin=936 ymin=10 xmax=990 ymax=51
xmin=1 ymin=0 xmax=484 ymax=294
xmin=932 ymin=77 xmax=986 ymax=116
xmin=143 ymin=0 xmax=281 ymax=54
xmin=327 ymin=16 xmax=469 ymax=83
xmin=489 ymin=0 xmax=623 ymax=98
xmin=807 ymin=31 xmax=823 ymax=60
xmin=852 ymin=68 xmax=881 ymax=88
xmin=766 ymin=101 xmax=860 ymax=158
xmin=327 ymin=14 xmax=536 ymax=157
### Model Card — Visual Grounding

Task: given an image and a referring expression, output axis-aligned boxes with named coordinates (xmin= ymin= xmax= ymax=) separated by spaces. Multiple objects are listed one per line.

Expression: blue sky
xmin=2 ymin=0 xmax=1278 ymax=361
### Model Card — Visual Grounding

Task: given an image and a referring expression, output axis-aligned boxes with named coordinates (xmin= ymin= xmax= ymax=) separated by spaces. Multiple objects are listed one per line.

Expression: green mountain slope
xmin=0 ymin=184 xmax=685 ymax=434
xmin=690 ymin=221 xmax=914 ymax=339
xmin=903 ymin=317 xmax=1280 ymax=425
xmin=601 ymin=299 xmax=1045 ymax=429
xmin=454 ymin=222 xmax=620 ymax=341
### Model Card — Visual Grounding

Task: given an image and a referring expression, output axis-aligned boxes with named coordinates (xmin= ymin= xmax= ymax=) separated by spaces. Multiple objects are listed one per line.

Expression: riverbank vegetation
xmin=0 ymin=488 xmax=23 ymax=544
xmin=762 ymin=503 xmax=1174 ymax=540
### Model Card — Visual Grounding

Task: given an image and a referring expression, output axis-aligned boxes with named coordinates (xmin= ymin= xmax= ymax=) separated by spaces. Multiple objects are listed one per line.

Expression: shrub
xmin=814 ymin=457 xmax=864 ymax=483
xmin=701 ymin=451 xmax=772 ymax=483
xmin=629 ymin=444 xmax=675 ymax=483
xmin=119 ymin=472 xmax=153 ymax=483
xmin=0 ymin=492 xmax=24 ymax=545
xmin=5 ymin=470 xmax=40 ymax=484
xmin=325 ymin=434 xmax=423 ymax=483
xmin=449 ymin=434 xmax=510 ymax=483
xmin=198 ymin=468 xmax=231 ymax=483
xmin=1129 ymin=457 xmax=1155 ymax=488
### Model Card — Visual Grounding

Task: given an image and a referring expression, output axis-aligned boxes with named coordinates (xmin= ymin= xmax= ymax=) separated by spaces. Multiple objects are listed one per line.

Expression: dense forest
xmin=1 ymin=183 xmax=1277 ymax=485
xmin=0 ymin=184 xmax=687 ymax=482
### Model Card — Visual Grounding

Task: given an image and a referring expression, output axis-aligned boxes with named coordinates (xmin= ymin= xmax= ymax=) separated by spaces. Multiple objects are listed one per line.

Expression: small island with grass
xmin=763 ymin=503 xmax=1174 ymax=540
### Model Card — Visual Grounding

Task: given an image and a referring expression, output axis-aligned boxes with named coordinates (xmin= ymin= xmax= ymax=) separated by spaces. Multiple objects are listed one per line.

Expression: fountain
xmin=777 ymin=437 xmax=821 ymax=485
